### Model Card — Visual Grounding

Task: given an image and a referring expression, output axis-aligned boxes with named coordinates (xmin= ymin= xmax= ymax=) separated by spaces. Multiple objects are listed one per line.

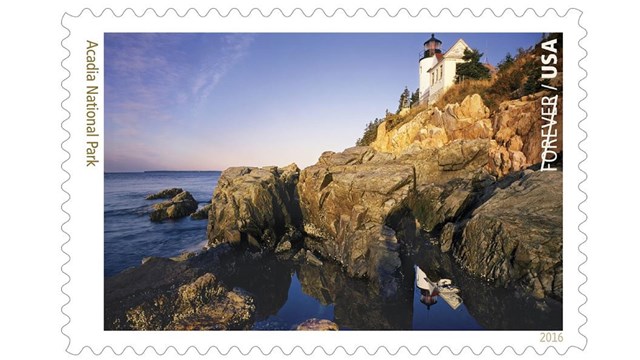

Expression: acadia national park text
xmin=85 ymin=40 xmax=100 ymax=167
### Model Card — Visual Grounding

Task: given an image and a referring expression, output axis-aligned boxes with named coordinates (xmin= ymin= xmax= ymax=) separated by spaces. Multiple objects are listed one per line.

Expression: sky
xmin=104 ymin=32 xmax=542 ymax=172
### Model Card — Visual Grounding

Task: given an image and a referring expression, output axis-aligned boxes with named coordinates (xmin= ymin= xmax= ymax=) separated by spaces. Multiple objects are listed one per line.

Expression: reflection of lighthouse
xmin=418 ymin=34 xmax=442 ymax=103
xmin=415 ymin=265 xmax=463 ymax=310
xmin=416 ymin=266 xmax=439 ymax=309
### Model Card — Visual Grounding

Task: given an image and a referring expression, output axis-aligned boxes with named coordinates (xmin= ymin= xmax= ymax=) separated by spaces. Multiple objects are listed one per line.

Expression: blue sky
xmin=105 ymin=33 xmax=542 ymax=172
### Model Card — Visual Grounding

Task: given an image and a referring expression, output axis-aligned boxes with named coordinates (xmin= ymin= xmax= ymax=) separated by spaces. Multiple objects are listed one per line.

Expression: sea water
xmin=104 ymin=171 xmax=218 ymax=277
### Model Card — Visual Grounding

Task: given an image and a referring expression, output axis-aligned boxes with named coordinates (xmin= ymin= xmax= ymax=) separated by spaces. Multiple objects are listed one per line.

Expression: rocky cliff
xmin=370 ymin=92 xmax=562 ymax=177
xmin=370 ymin=94 xmax=493 ymax=155
xmin=202 ymin=94 xmax=563 ymax=301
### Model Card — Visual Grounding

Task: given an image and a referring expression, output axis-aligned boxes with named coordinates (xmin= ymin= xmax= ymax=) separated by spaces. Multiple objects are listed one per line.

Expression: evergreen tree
xmin=498 ymin=53 xmax=515 ymax=72
xmin=356 ymin=117 xmax=384 ymax=146
xmin=410 ymin=88 xmax=420 ymax=106
xmin=523 ymin=66 xmax=548 ymax=96
xmin=455 ymin=49 xmax=490 ymax=83
xmin=396 ymin=87 xmax=411 ymax=113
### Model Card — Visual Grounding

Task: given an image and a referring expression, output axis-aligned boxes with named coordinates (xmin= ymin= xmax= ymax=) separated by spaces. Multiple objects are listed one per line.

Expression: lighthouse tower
xmin=418 ymin=34 xmax=442 ymax=103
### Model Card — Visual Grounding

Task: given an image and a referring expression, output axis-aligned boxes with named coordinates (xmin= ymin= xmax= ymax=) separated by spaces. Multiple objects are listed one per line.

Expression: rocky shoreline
xmin=106 ymin=93 xmax=563 ymax=330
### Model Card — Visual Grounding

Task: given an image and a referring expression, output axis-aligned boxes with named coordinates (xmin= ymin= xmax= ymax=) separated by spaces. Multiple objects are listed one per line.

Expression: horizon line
xmin=105 ymin=170 xmax=223 ymax=174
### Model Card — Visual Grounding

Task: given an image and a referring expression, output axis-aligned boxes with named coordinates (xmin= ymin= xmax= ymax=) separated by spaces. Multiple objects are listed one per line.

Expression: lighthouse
xmin=418 ymin=34 xmax=442 ymax=104
xmin=418 ymin=34 xmax=472 ymax=104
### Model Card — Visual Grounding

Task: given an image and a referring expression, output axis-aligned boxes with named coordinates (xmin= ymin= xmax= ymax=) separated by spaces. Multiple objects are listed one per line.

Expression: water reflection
xmin=188 ymin=238 xmax=561 ymax=330
xmin=297 ymin=261 xmax=414 ymax=330
xmin=405 ymin=237 xmax=562 ymax=330
xmin=187 ymin=247 xmax=292 ymax=320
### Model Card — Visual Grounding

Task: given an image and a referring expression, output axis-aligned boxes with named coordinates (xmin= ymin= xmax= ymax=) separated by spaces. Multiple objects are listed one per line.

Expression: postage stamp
xmin=61 ymin=8 xmax=586 ymax=355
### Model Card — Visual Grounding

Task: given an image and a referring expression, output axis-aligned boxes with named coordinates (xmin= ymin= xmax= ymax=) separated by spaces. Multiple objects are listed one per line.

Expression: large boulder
xmin=122 ymin=272 xmax=255 ymax=330
xmin=206 ymin=164 xmax=302 ymax=250
xmin=396 ymin=165 xmax=562 ymax=301
xmin=298 ymin=149 xmax=414 ymax=279
xmin=149 ymin=191 xmax=198 ymax=222
xmin=453 ymin=170 xmax=563 ymax=299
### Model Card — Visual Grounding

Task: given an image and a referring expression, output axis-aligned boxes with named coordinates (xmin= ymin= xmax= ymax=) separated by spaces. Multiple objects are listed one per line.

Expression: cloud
xmin=106 ymin=33 xmax=253 ymax=121
xmin=105 ymin=33 xmax=253 ymax=171
xmin=191 ymin=34 xmax=254 ymax=102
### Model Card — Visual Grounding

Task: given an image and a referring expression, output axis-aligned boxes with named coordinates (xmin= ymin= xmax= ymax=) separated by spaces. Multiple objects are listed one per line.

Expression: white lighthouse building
xmin=418 ymin=34 xmax=472 ymax=104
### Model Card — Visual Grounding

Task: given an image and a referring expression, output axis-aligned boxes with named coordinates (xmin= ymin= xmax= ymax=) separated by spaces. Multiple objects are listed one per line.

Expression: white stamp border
xmin=61 ymin=8 xmax=587 ymax=356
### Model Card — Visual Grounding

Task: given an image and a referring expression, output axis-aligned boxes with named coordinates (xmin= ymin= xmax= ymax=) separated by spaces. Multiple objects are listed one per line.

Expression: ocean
xmin=104 ymin=171 xmax=218 ymax=277
xmin=104 ymin=171 xmax=561 ymax=330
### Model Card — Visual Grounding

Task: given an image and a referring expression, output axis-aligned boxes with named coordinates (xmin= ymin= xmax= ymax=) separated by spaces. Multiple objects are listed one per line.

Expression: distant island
xmin=142 ymin=170 xmax=222 ymax=173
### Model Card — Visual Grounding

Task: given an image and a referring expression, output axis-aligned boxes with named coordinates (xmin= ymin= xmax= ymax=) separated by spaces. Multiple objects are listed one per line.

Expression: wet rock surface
xmin=149 ymin=191 xmax=198 ymax=222
xmin=105 ymin=248 xmax=252 ymax=330
xmin=105 ymin=245 xmax=292 ymax=330
xmin=190 ymin=203 xmax=212 ymax=220
xmin=296 ymin=318 xmax=339 ymax=331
